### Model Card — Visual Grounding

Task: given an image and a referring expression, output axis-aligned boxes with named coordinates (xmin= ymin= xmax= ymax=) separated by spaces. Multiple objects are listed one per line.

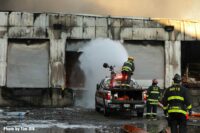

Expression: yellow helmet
xmin=128 ymin=56 xmax=134 ymax=61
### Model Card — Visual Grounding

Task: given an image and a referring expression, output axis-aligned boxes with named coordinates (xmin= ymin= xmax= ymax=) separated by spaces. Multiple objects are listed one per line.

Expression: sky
xmin=0 ymin=0 xmax=199 ymax=19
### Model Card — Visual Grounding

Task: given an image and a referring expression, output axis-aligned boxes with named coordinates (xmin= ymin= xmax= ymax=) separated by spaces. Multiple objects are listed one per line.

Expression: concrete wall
xmin=0 ymin=12 xmax=199 ymax=40
xmin=50 ymin=39 xmax=66 ymax=88
xmin=0 ymin=11 xmax=200 ymax=106
xmin=165 ymin=41 xmax=181 ymax=87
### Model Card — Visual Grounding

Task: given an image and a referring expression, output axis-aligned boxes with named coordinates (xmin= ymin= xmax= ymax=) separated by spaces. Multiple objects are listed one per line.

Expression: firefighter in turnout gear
xmin=146 ymin=79 xmax=161 ymax=119
xmin=121 ymin=56 xmax=135 ymax=87
xmin=162 ymin=74 xmax=192 ymax=133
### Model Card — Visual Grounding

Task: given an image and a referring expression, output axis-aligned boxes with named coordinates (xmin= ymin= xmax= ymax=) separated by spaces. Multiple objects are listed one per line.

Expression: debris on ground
xmin=122 ymin=124 xmax=148 ymax=133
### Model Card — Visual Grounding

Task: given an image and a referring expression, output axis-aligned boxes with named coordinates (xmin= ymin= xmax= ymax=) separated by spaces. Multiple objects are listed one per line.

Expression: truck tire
xmin=95 ymin=100 xmax=100 ymax=112
xmin=103 ymin=101 xmax=110 ymax=116
xmin=103 ymin=106 xmax=110 ymax=116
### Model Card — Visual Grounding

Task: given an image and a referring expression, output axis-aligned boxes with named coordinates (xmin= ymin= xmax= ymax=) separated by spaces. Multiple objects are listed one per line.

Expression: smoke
xmin=75 ymin=38 xmax=128 ymax=108
xmin=0 ymin=0 xmax=107 ymax=15
xmin=0 ymin=0 xmax=200 ymax=18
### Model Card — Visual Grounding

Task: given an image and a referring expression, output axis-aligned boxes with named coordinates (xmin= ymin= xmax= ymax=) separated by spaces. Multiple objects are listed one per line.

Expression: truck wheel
xmin=95 ymin=100 xmax=100 ymax=112
xmin=103 ymin=106 xmax=110 ymax=116
xmin=103 ymin=100 xmax=110 ymax=116
xmin=137 ymin=112 xmax=144 ymax=117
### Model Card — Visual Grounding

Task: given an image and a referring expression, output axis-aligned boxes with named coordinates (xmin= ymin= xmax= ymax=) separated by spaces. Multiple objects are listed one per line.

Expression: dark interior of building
xmin=65 ymin=51 xmax=85 ymax=88
xmin=181 ymin=41 xmax=200 ymax=82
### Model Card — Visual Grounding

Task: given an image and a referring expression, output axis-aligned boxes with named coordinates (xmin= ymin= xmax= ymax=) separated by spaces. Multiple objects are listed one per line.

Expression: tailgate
xmin=110 ymin=88 xmax=144 ymax=102
xmin=111 ymin=99 xmax=144 ymax=104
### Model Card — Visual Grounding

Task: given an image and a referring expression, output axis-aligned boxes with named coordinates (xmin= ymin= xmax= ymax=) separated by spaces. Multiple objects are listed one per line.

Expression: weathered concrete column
xmin=49 ymin=39 xmax=68 ymax=106
xmin=0 ymin=39 xmax=9 ymax=105
xmin=50 ymin=39 xmax=66 ymax=88
xmin=165 ymin=41 xmax=181 ymax=88
xmin=0 ymin=39 xmax=7 ymax=87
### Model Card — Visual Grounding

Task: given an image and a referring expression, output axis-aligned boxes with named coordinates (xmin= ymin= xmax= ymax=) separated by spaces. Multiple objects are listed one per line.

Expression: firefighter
xmin=146 ymin=79 xmax=161 ymax=119
xmin=121 ymin=56 xmax=135 ymax=87
xmin=162 ymin=74 xmax=192 ymax=133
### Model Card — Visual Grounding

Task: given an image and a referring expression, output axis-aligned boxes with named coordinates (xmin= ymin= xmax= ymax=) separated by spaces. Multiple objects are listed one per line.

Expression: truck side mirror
xmin=96 ymin=84 xmax=100 ymax=90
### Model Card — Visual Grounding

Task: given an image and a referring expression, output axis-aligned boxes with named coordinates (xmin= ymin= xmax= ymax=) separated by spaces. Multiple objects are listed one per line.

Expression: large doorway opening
xmin=123 ymin=40 xmax=165 ymax=88
xmin=7 ymin=39 xmax=49 ymax=88
xmin=65 ymin=39 xmax=89 ymax=89
xmin=65 ymin=51 xmax=85 ymax=88
xmin=181 ymin=41 xmax=200 ymax=82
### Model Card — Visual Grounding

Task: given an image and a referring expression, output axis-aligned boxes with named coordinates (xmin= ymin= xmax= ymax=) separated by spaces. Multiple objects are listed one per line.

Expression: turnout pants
xmin=168 ymin=113 xmax=187 ymax=133
xmin=121 ymin=71 xmax=132 ymax=85
xmin=146 ymin=102 xmax=157 ymax=117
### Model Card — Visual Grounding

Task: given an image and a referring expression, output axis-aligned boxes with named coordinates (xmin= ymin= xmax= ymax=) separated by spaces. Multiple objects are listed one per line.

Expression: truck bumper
xmin=107 ymin=102 xmax=145 ymax=111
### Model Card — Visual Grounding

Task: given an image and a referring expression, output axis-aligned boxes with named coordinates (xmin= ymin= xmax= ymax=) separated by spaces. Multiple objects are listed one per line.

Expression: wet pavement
xmin=0 ymin=107 xmax=199 ymax=133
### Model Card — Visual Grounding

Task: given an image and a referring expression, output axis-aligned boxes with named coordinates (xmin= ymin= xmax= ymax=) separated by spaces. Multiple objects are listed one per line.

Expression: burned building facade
xmin=0 ymin=12 xmax=200 ymax=106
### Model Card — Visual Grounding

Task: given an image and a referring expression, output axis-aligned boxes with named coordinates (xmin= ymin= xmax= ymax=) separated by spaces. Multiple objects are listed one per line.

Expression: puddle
xmin=0 ymin=108 xmax=199 ymax=133
xmin=0 ymin=122 xmax=199 ymax=133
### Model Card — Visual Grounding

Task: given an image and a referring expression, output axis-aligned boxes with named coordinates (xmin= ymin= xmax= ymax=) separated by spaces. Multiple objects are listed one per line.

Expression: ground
xmin=0 ymin=107 xmax=199 ymax=133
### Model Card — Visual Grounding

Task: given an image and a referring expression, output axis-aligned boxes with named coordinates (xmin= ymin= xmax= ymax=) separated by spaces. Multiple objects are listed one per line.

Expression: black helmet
xmin=152 ymin=79 xmax=158 ymax=85
xmin=173 ymin=74 xmax=181 ymax=83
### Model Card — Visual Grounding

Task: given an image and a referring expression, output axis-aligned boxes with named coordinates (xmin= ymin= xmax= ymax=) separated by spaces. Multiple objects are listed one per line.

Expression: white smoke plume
xmin=0 ymin=0 xmax=200 ymax=18
xmin=75 ymin=38 xmax=128 ymax=108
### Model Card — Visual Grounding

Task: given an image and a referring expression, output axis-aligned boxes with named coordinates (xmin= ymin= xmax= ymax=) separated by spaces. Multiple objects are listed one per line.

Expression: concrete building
xmin=0 ymin=12 xmax=200 ymax=106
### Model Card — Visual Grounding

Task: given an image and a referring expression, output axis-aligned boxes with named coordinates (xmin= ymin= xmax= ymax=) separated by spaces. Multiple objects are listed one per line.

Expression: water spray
xmin=75 ymin=38 xmax=128 ymax=108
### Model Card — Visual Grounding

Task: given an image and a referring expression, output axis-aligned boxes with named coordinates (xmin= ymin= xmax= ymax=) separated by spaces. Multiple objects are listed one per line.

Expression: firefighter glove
xmin=164 ymin=110 xmax=167 ymax=116
xmin=189 ymin=109 xmax=192 ymax=116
